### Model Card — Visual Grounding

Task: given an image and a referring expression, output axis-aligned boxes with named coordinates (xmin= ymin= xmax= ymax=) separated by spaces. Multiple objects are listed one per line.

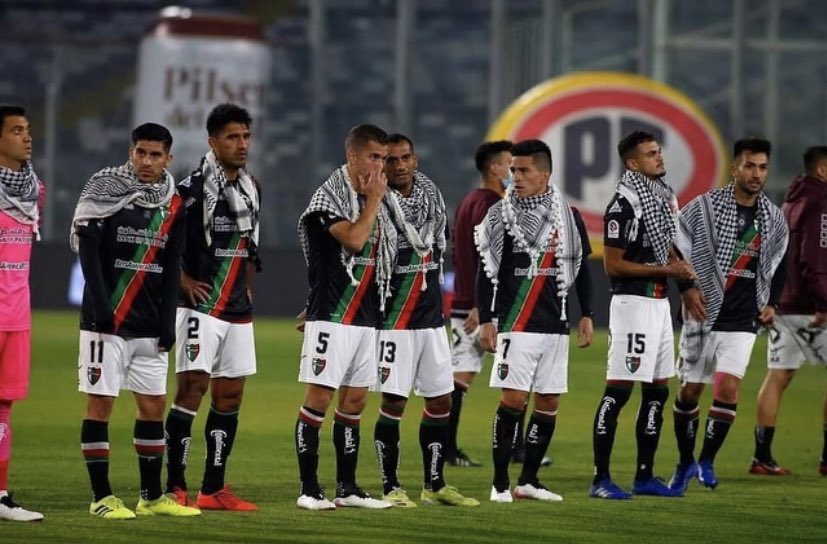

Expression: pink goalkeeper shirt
xmin=0 ymin=210 xmax=35 ymax=331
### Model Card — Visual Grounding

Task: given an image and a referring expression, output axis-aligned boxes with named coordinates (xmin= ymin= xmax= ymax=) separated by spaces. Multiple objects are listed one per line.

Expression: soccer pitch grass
xmin=3 ymin=311 xmax=826 ymax=543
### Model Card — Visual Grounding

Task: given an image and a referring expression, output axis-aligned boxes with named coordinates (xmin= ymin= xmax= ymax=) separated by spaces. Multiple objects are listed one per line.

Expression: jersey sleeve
xmin=603 ymin=196 xmax=634 ymax=249
xmin=802 ymin=202 xmax=827 ymax=311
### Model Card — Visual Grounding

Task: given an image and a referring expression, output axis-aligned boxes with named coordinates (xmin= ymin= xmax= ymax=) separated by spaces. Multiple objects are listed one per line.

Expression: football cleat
xmin=421 ymin=485 xmax=479 ymax=507
xmin=748 ymin=459 xmax=792 ymax=476
xmin=297 ymin=489 xmax=336 ymax=511
xmin=89 ymin=495 xmax=136 ymax=520
xmin=697 ymin=460 xmax=719 ymax=489
xmin=334 ymin=484 xmax=392 ymax=509
xmin=169 ymin=486 xmax=192 ymax=506
xmin=589 ymin=478 xmax=632 ymax=500
xmin=136 ymin=493 xmax=201 ymax=516
xmin=383 ymin=487 xmax=417 ymax=508
xmin=668 ymin=462 xmax=699 ymax=492
xmin=196 ymin=485 xmax=257 ymax=511
xmin=489 ymin=485 xmax=513 ymax=503
xmin=446 ymin=449 xmax=482 ymax=467
xmin=632 ymin=477 xmax=683 ymax=497
xmin=514 ymin=481 xmax=563 ymax=502
xmin=0 ymin=493 xmax=43 ymax=522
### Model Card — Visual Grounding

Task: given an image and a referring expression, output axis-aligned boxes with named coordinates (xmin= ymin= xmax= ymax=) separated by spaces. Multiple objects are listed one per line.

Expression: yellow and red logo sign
xmin=487 ymin=72 xmax=728 ymax=256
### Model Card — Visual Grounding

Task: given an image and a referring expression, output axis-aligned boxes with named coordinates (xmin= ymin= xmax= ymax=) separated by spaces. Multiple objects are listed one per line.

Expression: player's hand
xmin=296 ymin=308 xmax=307 ymax=333
xmin=360 ymin=164 xmax=387 ymax=201
xmin=576 ymin=316 xmax=593 ymax=348
xmin=181 ymin=270 xmax=211 ymax=306
xmin=758 ymin=305 xmax=776 ymax=327
xmin=667 ymin=260 xmax=697 ymax=281
xmin=681 ymin=287 xmax=707 ymax=322
xmin=463 ymin=308 xmax=480 ymax=334
xmin=810 ymin=311 xmax=827 ymax=328
xmin=479 ymin=322 xmax=497 ymax=353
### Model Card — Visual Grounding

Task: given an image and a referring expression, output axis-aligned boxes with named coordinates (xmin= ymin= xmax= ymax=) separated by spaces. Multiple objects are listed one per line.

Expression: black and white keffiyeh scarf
xmin=200 ymin=150 xmax=259 ymax=248
xmin=298 ymin=165 xmax=397 ymax=311
xmin=676 ymin=183 xmax=788 ymax=364
xmin=474 ymin=183 xmax=582 ymax=319
xmin=69 ymin=160 xmax=174 ymax=252
xmin=0 ymin=160 xmax=41 ymax=235
xmin=616 ymin=169 xmax=678 ymax=265
xmin=385 ymin=171 xmax=447 ymax=290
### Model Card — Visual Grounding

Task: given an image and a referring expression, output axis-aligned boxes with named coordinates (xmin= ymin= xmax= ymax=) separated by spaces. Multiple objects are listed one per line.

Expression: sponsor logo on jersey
xmin=87 ymin=365 xmax=102 ymax=385
xmin=312 ymin=357 xmax=326 ymax=376
xmin=607 ymin=219 xmax=620 ymax=239
xmin=608 ymin=201 xmax=623 ymax=214
xmin=497 ymin=362 xmax=509 ymax=380
xmin=625 ymin=355 xmax=641 ymax=373
xmin=185 ymin=342 xmax=200 ymax=362
xmin=487 ymin=72 xmax=727 ymax=257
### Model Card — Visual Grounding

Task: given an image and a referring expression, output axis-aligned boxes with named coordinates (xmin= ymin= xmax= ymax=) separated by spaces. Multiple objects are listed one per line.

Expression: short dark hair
xmin=0 ymin=105 xmax=27 ymax=134
xmin=131 ymin=122 xmax=173 ymax=152
xmin=733 ymin=137 xmax=771 ymax=160
xmin=474 ymin=140 xmax=512 ymax=174
xmin=618 ymin=131 xmax=657 ymax=163
xmin=345 ymin=124 xmax=389 ymax=151
xmin=388 ymin=133 xmax=414 ymax=152
xmin=206 ymin=103 xmax=252 ymax=136
xmin=803 ymin=146 xmax=827 ymax=173
xmin=511 ymin=139 xmax=552 ymax=172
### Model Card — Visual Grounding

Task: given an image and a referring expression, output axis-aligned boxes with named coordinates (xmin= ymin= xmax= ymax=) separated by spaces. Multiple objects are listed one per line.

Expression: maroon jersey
xmin=778 ymin=175 xmax=827 ymax=314
xmin=450 ymin=188 xmax=501 ymax=313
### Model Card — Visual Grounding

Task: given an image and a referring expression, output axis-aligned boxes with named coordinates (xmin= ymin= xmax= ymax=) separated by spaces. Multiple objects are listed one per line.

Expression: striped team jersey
xmin=303 ymin=211 xmax=381 ymax=328
xmin=713 ymin=203 xmax=760 ymax=332
xmin=479 ymin=209 xmax=590 ymax=334
xmin=603 ymin=194 xmax=669 ymax=298
xmin=77 ymin=195 xmax=185 ymax=342
xmin=178 ymin=171 xmax=261 ymax=323
xmin=382 ymin=246 xmax=444 ymax=330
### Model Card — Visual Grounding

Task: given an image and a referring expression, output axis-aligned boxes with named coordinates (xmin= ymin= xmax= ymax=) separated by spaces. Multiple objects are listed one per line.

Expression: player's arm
xmin=177 ymin=177 xmax=212 ymax=306
xmin=328 ymin=166 xmax=386 ymax=253
xmin=465 ymin=199 xmax=494 ymax=333
xmin=572 ymin=208 xmax=594 ymax=347
xmin=802 ymin=204 xmax=827 ymax=324
xmin=76 ymin=219 xmax=114 ymax=333
xmin=475 ymin=265 xmax=497 ymax=353
xmin=159 ymin=208 xmax=186 ymax=351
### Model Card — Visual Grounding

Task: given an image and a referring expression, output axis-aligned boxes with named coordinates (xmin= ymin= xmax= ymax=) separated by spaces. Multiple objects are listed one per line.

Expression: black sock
xmin=753 ymin=425 xmax=775 ymax=462
xmin=374 ymin=407 xmax=402 ymax=494
xmin=513 ymin=408 xmax=526 ymax=453
xmin=447 ymin=383 xmax=467 ymax=456
xmin=296 ymin=406 xmax=324 ymax=495
xmin=822 ymin=423 xmax=827 ymax=463
xmin=518 ymin=410 xmax=556 ymax=485
xmin=492 ymin=404 xmax=521 ymax=492
xmin=201 ymin=406 xmax=239 ymax=495
xmin=592 ymin=384 xmax=632 ymax=484
xmin=333 ymin=410 xmax=361 ymax=493
xmin=420 ymin=409 xmax=450 ymax=492
xmin=673 ymin=400 xmax=700 ymax=465
xmin=635 ymin=383 xmax=668 ymax=481
xmin=699 ymin=400 xmax=737 ymax=463
xmin=164 ymin=405 xmax=195 ymax=492
xmin=81 ymin=419 xmax=112 ymax=502
xmin=134 ymin=420 xmax=164 ymax=501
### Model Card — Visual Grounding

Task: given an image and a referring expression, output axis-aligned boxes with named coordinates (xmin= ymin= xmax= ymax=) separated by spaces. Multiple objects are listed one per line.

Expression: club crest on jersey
xmin=497 ymin=362 xmax=509 ymax=380
xmin=379 ymin=367 xmax=390 ymax=384
xmin=312 ymin=357 xmax=326 ymax=376
xmin=87 ymin=366 xmax=102 ymax=385
xmin=625 ymin=356 xmax=641 ymax=373
xmin=185 ymin=343 xmax=200 ymax=362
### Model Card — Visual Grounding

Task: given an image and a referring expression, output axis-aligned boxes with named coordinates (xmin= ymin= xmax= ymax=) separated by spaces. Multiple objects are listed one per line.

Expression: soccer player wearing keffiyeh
xmin=294 ymin=124 xmax=393 ymax=511
xmin=73 ymin=123 xmax=197 ymax=520
xmin=475 ymin=139 xmax=594 ymax=503
xmin=0 ymin=105 xmax=43 ymax=522
xmin=164 ymin=104 xmax=261 ymax=512
xmin=668 ymin=138 xmax=788 ymax=492
xmin=372 ymin=134 xmax=479 ymax=508
xmin=590 ymin=131 xmax=696 ymax=501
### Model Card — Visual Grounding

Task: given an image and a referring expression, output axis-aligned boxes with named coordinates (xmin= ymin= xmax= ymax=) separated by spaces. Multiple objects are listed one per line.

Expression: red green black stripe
xmin=384 ymin=253 xmax=429 ymax=330
xmin=502 ymin=249 xmax=556 ymax=332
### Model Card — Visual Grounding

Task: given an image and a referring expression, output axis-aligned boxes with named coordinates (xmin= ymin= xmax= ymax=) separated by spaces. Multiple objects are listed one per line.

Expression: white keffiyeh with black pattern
xmin=69 ymin=160 xmax=174 ymax=252
xmin=298 ymin=165 xmax=397 ymax=311
xmin=676 ymin=184 xmax=788 ymax=364
xmin=199 ymin=150 xmax=259 ymax=249
xmin=474 ymin=183 xmax=582 ymax=319
xmin=616 ymin=169 xmax=678 ymax=265
xmin=0 ymin=160 xmax=41 ymax=236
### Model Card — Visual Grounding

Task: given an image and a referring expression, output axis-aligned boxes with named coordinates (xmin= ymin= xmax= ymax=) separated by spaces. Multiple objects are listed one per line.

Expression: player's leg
xmin=820 ymin=391 xmax=827 ymax=475
xmin=752 ymin=369 xmax=795 ymax=473
xmin=448 ymin=314 xmax=484 ymax=466
xmin=668 ymin=379 xmax=704 ymax=491
xmin=375 ymin=392 xmax=408 ymax=499
xmin=0 ymin=331 xmax=42 ymax=522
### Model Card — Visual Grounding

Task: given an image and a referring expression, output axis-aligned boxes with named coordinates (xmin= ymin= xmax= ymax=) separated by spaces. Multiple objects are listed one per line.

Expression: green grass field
xmin=3 ymin=310 xmax=826 ymax=543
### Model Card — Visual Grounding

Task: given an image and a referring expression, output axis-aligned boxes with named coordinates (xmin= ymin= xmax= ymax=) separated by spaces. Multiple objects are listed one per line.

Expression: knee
xmin=174 ymin=372 xmax=210 ymax=408
xmin=533 ymin=394 xmax=560 ymax=414
xmin=212 ymin=380 xmax=246 ymax=412
xmin=499 ymin=389 xmax=528 ymax=413
xmin=381 ymin=394 xmax=408 ymax=415
xmin=678 ymin=383 xmax=703 ymax=405
xmin=424 ymin=394 xmax=451 ymax=414
xmin=85 ymin=395 xmax=114 ymax=421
